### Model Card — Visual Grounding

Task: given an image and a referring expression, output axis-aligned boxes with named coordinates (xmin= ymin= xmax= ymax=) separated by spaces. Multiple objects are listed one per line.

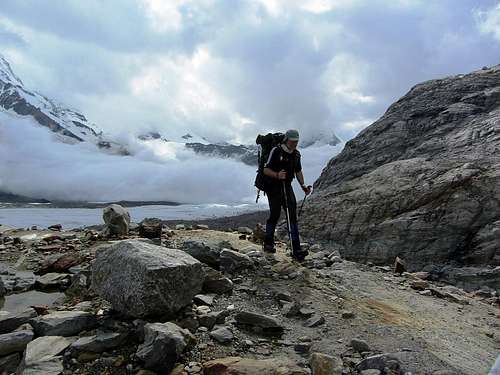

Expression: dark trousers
xmin=265 ymin=182 xmax=301 ymax=252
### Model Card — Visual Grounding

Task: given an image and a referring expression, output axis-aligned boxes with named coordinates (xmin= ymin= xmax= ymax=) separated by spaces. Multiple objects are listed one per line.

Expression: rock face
xmin=92 ymin=240 xmax=205 ymax=318
xmin=302 ymin=65 xmax=500 ymax=275
xmin=102 ymin=204 xmax=130 ymax=237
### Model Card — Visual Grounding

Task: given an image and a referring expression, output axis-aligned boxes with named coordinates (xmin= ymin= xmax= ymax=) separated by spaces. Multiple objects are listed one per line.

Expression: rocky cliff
xmin=301 ymin=65 xmax=500 ymax=274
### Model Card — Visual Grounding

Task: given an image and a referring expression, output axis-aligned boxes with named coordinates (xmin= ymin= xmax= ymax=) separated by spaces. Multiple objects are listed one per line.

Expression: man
xmin=262 ymin=129 xmax=311 ymax=260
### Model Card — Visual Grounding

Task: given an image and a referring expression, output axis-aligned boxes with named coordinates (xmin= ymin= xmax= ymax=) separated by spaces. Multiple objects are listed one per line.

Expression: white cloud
xmin=475 ymin=4 xmax=500 ymax=41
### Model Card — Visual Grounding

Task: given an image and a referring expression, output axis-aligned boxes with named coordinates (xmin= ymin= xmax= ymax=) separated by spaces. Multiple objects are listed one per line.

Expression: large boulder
xmin=102 ymin=204 xmax=130 ymax=237
xmin=91 ymin=240 xmax=205 ymax=318
xmin=302 ymin=65 xmax=500 ymax=277
xmin=136 ymin=322 xmax=195 ymax=374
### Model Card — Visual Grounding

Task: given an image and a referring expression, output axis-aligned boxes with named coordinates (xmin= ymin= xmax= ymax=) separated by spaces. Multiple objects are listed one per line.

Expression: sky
xmin=0 ymin=0 xmax=499 ymax=143
xmin=0 ymin=0 xmax=499 ymax=204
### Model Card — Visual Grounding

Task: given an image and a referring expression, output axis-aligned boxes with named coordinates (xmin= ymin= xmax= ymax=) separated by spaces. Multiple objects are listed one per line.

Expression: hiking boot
xmin=263 ymin=243 xmax=276 ymax=253
xmin=292 ymin=250 xmax=308 ymax=262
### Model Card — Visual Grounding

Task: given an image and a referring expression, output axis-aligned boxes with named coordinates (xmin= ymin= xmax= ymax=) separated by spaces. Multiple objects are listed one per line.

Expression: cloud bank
xmin=0 ymin=0 xmax=499 ymax=203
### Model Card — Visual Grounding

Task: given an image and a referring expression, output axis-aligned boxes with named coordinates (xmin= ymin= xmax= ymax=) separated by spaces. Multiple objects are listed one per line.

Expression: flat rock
xmin=70 ymin=332 xmax=128 ymax=353
xmin=17 ymin=336 xmax=75 ymax=375
xmin=234 ymin=311 xmax=283 ymax=331
xmin=0 ymin=330 xmax=33 ymax=356
xmin=30 ymin=310 xmax=97 ymax=336
xmin=304 ymin=315 xmax=325 ymax=327
xmin=92 ymin=239 xmax=204 ymax=318
xmin=35 ymin=273 xmax=70 ymax=290
xmin=0 ymin=308 xmax=37 ymax=334
xmin=203 ymin=356 xmax=308 ymax=375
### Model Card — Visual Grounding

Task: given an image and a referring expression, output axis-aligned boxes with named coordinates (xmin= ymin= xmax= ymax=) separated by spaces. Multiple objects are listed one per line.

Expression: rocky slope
xmin=0 ymin=208 xmax=498 ymax=374
xmin=301 ymin=65 xmax=500 ymax=285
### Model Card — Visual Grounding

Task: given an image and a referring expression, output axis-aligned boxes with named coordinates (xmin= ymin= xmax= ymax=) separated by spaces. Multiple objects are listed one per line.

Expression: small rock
xmin=209 ymin=327 xmax=233 ymax=344
xmin=393 ymin=257 xmax=406 ymax=274
xmin=310 ymin=352 xmax=343 ymax=375
xmin=234 ymin=311 xmax=283 ymax=332
xmin=351 ymin=338 xmax=371 ymax=352
xmin=282 ymin=302 xmax=300 ymax=317
xmin=139 ymin=218 xmax=163 ymax=239
xmin=294 ymin=342 xmax=311 ymax=354
xmin=342 ymin=311 xmax=355 ymax=319
xmin=194 ymin=294 xmax=215 ymax=306
xmin=304 ymin=315 xmax=325 ymax=327
xmin=360 ymin=370 xmax=381 ymax=375
xmin=220 ymin=249 xmax=253 ymax=273
xmin=410 ymin=280 xmax=429 ymax=290
xmin=136 ymin=322 xmax=195 ymax=375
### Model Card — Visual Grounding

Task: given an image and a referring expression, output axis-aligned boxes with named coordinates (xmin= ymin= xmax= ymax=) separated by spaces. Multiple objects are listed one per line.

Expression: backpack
xmin=254 ymin=132 xmax=285 ymax=195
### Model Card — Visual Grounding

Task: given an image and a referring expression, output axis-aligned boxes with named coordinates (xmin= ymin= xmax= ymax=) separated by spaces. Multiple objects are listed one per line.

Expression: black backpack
xmin=254 ymin=132 xmax=285 ymax=195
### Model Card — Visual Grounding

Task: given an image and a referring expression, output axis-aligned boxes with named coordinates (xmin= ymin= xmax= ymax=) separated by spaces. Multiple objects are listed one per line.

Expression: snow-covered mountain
xmin=1 ymin=54 xmax=341 ymax=167
xmin=0 ymin=55 xmax=127 ymax=154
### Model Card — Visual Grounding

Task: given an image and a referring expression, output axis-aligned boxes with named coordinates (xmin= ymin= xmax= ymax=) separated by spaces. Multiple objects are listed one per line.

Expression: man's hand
xmin=301 ymin=184 xmax=312 ymax=195
xmin=277 ymin=170 xmax=287 ymax=180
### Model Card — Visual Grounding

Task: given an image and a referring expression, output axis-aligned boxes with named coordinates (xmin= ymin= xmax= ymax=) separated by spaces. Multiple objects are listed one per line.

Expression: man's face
xmin=286 ymin=139 xmax=299 ymax=150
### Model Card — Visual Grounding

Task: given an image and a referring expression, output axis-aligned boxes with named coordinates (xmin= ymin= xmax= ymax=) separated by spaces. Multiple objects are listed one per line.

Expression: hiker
xmin=262 ymin=129 xmax=311 ymax=260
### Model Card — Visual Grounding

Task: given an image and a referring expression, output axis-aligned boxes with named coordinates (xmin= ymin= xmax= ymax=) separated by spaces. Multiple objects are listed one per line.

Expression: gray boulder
xmin=102 ymin=204 xmax=130 ymax=237
xmin=180 ymin=240 xmax=222 ymax=267
xmin=17 ymin=336 xmax=75 ymax=375
xmin=92 ymin=240 xmax=204 ymax=318
xmin=0 ymin=309 xmax=37 ymax=334
xmin=29 ymin=311 xmax=97 ymax=336
xmin=302 ymin=65 xmax=500 ymax=280
xmin=136 ymin=322 xmax=195 ymax=374
xmin=220 ymin=249 xmax=253 ymax=273
xmin=0 ymin=330 xmax=33 ymax=356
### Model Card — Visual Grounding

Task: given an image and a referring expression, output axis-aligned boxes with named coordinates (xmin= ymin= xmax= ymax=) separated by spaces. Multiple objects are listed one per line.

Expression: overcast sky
xmin=1 ymin=0 xmax=499 ymax=144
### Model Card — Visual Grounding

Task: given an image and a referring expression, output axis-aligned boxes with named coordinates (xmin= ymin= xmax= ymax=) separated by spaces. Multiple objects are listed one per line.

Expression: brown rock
xmin=393 ymin=257 xmax=406 ymax=274
xmin=203 ymin=357 xmax=308 ymax=375
xmin=310 ymin=352 xmax=343 ymax=375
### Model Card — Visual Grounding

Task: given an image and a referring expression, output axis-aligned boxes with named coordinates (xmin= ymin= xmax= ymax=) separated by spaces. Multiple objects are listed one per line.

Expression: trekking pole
xmin=282 ymin=180 xmax=294 ymax=256
xmin=298 ymin=185 xmax=313 ymax=217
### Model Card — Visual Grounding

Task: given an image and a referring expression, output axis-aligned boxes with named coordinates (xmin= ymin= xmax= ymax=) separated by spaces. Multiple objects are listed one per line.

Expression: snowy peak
xmin=0 ymin=55 xmax=23 ymax=87
xmin=0 ymin=55 xmax=126 ymax=154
